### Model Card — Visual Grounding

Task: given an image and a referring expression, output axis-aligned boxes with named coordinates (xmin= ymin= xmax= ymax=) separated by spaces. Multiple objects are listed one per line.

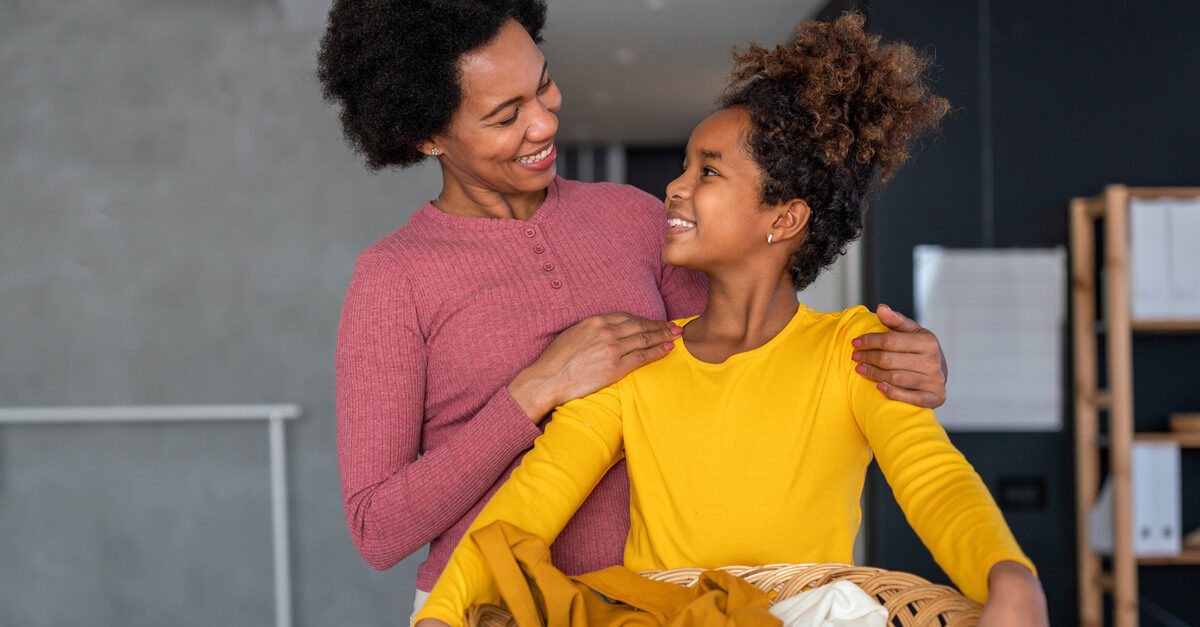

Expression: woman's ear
xmin=770 ymin=199 xmax=811 ymax=244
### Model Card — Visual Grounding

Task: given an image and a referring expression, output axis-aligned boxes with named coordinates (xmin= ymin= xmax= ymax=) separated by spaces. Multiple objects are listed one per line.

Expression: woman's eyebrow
xmin=481 ymin=61 xmax=549 ymax=120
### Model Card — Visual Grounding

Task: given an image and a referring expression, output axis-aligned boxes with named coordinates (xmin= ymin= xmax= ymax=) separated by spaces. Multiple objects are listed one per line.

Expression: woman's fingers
xmin=611 ymin=316 xmax=681 ymax=352
xmin=617 ymin=341 xmax=676 ymax=372
xmin=852 ymin=349 xmax=940 ymax=376
xmin=874 ymin=303 xmax=923 ymax=333
xmin=876 ymin=380 xmax=946 ymax=410
xmin=855 ymin=362 xmax=946 ymax=409
xmin=852 ymin=328 xmax=938 ymax=354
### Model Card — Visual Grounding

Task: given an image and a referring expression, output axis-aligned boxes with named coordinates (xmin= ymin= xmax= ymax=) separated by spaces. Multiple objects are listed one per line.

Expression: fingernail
xmin=852 ymin=351 xmax=861 ymax=361
xmin=852 ymin=338 xmax=861 ymax=347
xmin=878 ymin=382 xmax=889 ymax=392
xmin=880 ymin=304 xmax=891 ymax=311
xmin=855 ymin=364 xmax=867 ymax=374
xmin=670 ymin=326 xmax=683 ymax=335
xmin=663 ymin=343 xmax=674 ymax=350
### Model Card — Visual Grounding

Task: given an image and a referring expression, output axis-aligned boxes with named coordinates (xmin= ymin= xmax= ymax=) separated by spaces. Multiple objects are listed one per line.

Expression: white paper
xmin=914 ymin=246 xmax=1066 ymax=431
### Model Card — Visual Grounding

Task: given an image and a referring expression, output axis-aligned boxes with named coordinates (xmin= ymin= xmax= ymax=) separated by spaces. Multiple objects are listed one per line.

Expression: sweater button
xmin=543 ymin=262 xmax=554 ymax=272
xmin=524 ymin=227 xmax=536 ymax=237
xmin=534 ymin=245 xmax=545 ymax=254
xmin=551 ymin=280 xmax=562 ymax=289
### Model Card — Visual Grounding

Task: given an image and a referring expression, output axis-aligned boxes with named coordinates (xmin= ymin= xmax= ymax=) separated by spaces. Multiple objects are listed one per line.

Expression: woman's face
xmin=430 ymin=19 xmax=562 ymax=196
xmin=663 ymin=107 xmax=785 ymax=273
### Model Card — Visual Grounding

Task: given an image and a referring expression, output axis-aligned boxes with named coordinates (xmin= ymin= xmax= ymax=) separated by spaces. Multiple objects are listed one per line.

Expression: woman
xmin=318 ymin=0 xmax=950 ymax=616
xmin=413 ymin=14 xmax=1047 ymax=626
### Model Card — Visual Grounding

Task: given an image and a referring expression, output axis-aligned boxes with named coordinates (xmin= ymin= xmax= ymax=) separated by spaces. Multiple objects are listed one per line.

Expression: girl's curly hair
xmin=721 ymin=12 xmax=949 ymax=290
xmin=317 ymin=0 xmax=547 ymax=170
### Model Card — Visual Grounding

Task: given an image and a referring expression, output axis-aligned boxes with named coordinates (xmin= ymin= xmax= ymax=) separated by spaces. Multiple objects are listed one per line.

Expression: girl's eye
xmin=701 ymin=167 xmax=719 ymax=177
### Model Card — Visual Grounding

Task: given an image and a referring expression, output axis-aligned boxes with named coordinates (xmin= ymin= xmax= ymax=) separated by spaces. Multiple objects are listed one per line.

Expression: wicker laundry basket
xmin=465 ymin=563 xmax=982 ymax=627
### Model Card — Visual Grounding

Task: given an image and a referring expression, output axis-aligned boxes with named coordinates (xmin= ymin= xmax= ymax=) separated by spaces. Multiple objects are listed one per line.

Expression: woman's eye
xmin=496 ymin=111 xmax=519 ymax=126
xmin=537 ymin=77 xmax=554 ymax=95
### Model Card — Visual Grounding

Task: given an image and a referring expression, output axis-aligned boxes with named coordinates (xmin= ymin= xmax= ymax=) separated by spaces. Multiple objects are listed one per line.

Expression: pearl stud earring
xmin=767 ymin=234 xmax=774 ymax=244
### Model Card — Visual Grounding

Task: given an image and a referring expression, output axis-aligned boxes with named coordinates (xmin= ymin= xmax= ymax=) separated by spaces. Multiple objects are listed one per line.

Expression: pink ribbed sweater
xmin=335 ymin=177 xmax=708 ymax=590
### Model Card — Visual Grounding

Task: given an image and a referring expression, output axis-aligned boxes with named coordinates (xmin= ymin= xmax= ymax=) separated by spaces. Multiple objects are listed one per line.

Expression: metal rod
xmin=0 ymin=404 xmax=300 ymax=627
xmin=269 ymin=413 xmax=292 ymax=627
xmin=0 ymin=404 xmax=300 ymax=424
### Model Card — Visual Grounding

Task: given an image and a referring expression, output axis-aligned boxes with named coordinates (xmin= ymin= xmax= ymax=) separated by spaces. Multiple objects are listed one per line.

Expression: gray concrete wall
xmin=1 ymin=1 xmax=440 ymax=625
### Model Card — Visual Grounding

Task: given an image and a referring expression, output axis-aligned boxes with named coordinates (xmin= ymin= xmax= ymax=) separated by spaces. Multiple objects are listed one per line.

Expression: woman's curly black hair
xmin=317 ymin=0 xmax=548 ymax=170
xmin=722 ymin=13 xmax=949 ymax=291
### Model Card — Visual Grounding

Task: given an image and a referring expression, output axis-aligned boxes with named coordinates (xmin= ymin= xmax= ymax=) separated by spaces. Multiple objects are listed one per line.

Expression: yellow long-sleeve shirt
xmin=415 ymin=305 xmax=1034 ymax=625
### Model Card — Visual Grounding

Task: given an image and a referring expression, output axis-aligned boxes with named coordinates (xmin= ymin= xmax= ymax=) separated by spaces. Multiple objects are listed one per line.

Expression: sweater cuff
xmin=469 ymin=387 xmax=543 ymax=464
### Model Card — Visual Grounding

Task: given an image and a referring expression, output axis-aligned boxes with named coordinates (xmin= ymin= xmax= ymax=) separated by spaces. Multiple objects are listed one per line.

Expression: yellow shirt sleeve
xmin=842 ymin=309 xmax=1035 ymax=604
xmin=413 ymin=382 xmax=626 ymax=626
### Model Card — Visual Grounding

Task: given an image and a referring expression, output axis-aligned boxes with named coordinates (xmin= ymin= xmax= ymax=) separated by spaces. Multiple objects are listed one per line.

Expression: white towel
xmin=768 ymin=580 xmax=887 ymax=627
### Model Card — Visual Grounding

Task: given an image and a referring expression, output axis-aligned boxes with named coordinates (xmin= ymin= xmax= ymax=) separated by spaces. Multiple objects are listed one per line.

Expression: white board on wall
xmin=914 ymin=246 xmax=1066 ymax=431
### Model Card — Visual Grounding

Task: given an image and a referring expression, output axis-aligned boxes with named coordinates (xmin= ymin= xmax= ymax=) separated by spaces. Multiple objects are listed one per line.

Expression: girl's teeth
xmin=516 ymin=146 xmax=553 ymax=163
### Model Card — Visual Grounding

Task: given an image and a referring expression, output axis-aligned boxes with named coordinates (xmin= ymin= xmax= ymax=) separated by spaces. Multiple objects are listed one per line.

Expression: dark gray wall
xmin=1 ymin=1 xmax=440 ymax=625
xmin=849 ymin=1 xmax=1200 ymax=625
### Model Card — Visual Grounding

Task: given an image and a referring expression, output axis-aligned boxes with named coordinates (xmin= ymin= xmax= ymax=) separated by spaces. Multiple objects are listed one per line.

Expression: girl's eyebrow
xmin=481 ymin=61 xmax=549 ymax=121
xmin=699 ymin=149 xmax=723 ymax=161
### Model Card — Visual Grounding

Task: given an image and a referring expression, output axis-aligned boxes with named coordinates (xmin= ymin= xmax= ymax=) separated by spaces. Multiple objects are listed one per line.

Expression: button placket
xmin=524 ymin=226 xmax=563 ymax=290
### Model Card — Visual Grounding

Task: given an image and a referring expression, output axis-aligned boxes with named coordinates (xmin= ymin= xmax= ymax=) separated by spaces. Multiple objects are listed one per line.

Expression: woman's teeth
xmin=515 ymin=146 xmax=553 ymax=163
xmin=667 ymin=218 xmax=696 ymax=228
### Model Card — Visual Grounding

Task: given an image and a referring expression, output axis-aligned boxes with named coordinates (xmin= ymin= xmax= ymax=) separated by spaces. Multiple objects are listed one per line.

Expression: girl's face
xmin=663 ymin=106 xmax=797 ymax=274
xmin=429 ymin=19 xmax=562 ymax=195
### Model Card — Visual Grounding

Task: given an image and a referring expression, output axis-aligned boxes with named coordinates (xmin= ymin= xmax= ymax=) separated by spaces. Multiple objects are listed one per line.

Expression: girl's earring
xmin=767 ymin=233 xmax=774 ymax=244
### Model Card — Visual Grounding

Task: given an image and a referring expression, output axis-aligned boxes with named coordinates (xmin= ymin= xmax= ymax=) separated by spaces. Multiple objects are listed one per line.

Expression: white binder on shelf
xmin=1088 ymin=441 xmax=1182 ymax=556
xmin=1130 ymin=197 xmax=1200 ymax=320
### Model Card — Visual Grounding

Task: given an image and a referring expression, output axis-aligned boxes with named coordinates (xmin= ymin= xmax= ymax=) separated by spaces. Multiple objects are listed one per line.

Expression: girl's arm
xmin=843 ymin=310 xmax=1042 ymax=608
xmin=413 ymin=383 xmax=627 ymax=627
xmin=336 ymin=250 xmax=544 ymax=569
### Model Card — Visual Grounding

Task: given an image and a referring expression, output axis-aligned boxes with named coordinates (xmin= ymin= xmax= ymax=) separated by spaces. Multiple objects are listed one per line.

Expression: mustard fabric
xmin=468 ymin=520 xmax=779 ymax=626
xmin=414 ymin=305 xmax=1034 ymax=626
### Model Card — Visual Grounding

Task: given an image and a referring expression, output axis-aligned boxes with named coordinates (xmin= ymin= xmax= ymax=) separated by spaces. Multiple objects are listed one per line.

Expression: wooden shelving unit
xmin=1070 ymin=185 xmax=1200 ymax=627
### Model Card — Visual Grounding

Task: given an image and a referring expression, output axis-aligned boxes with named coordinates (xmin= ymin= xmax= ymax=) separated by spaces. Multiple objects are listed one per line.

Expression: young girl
xmin=415 ymin=14 xmax=1047 ymax=626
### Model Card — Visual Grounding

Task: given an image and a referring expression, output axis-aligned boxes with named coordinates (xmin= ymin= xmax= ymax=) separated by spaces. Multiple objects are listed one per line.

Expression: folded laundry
xmin=469 ymin=520 xmax=780 ymax=626
xmin=768 ymin=580 xmax=886 ymax=627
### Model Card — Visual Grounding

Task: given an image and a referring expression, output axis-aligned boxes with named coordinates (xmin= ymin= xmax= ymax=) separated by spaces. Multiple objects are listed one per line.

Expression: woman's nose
xmin=527 ymin=92 xmax=560 ymax=143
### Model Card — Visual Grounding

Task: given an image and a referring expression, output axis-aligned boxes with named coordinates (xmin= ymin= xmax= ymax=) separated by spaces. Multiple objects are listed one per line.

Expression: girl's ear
xmin=770 ymin=199 xmax=811 ymax=244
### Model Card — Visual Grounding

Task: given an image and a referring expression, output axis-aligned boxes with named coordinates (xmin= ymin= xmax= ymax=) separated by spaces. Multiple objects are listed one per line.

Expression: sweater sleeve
xmin=841 ymin=308 xmax=1035 ymax=604
xmin=413 ymin=382 xmax=626 ymax=626
xmin=335 ymin=249 xmax=544 ymax=570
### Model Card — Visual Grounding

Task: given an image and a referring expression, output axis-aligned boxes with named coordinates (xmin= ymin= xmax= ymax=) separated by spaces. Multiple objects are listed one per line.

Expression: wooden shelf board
xmin=1133 ymin=432 xmax=1200 ymax=448
xmin=1098 ymin=432 xmax=1200 ymax=448
xmin=1138 ymin=549 xmax=1200 ymax=566
xmin=1132 ymin=319 xmax=1200 ymax=332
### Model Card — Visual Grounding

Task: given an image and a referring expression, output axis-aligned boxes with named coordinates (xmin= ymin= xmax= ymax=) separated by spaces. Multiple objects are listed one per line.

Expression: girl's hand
xmin=413 ymin=619 xmax=451 ymax=627
xmin=978 ymin=561 xmax=1049 ymax=626
xmin=851 ymin=304 xmax=949 ymax=409
xmin=508 ymin=313 xmax=683 ymax=420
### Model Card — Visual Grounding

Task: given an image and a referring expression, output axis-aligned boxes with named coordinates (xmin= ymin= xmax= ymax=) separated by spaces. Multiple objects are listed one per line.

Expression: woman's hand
xmin=413 ymin=619 xmax=451 ymax=627
xmin=978 ymin=561 xmax=1048 ymax=626
xmin=508 ymin=313 xmax=683 ymax=420
xmin=851 ymin=304 xmax=949 ymax=409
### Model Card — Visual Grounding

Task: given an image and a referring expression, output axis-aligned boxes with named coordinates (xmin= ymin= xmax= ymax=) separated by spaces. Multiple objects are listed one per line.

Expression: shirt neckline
xmin=415 ymin=176 xmax=564 ymax=231
xmin=673 ymin=304 xmax=816 ymax=368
